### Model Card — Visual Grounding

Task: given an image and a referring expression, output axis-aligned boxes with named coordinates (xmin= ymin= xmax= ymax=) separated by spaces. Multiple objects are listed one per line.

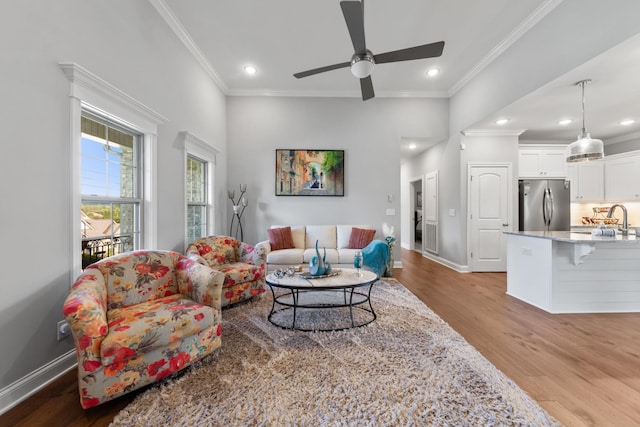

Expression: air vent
xmin=425 ymin=222 xmax=438 ymax=254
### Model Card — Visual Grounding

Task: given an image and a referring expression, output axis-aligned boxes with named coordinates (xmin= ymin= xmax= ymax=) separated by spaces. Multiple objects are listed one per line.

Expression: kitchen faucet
xmin=607 ymin=204 xmax=628 ymax=235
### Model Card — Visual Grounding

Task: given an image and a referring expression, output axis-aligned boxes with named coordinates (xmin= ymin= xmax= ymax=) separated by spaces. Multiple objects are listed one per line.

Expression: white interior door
xmin=468 ymin=164 xmax=512 ymax=272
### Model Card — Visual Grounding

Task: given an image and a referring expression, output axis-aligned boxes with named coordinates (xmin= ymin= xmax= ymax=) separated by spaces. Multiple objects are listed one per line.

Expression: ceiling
xmin=470 ymin=31 xmax=640 ymax=145
xmin=156 ymin=0 xmax=640 ymax=157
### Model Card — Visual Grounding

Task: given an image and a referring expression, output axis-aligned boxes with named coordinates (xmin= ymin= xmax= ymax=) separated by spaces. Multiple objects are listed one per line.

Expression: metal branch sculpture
xmin=228 ymin=184 xmax=248 ymax=241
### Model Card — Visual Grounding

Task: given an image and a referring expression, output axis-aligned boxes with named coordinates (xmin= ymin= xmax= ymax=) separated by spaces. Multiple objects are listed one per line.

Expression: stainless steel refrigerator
xmin=518 ymin=179 xmax=570 ymax=231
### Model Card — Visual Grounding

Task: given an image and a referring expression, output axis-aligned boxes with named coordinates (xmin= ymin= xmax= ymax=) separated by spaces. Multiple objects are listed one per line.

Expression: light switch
xmin=386 ymin=209 xmax=396 ymax=216
xmin=449 ymin=209 xmax=456 ymax=216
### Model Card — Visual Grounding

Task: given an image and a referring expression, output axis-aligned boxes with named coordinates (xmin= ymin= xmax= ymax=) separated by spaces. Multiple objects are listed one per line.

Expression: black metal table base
xmin=267 ymin=285 xmax=377 ymax=332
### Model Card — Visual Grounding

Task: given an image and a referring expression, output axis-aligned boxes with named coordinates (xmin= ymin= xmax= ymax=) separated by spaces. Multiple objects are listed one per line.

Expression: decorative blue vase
xmin=321 ymin=244 xmax=332 ymax=274
xmin=309 ymin=240 xmax=326 ymax=276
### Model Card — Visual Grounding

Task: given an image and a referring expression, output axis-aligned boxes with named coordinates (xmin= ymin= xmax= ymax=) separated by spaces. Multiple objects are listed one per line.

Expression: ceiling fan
xmin=293 ymin=0 xmax=445 ymax=101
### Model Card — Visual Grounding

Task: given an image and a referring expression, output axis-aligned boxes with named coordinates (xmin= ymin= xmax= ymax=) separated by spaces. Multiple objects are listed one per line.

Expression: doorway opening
xmin=410 ymin=178 xmax=423 ymax=252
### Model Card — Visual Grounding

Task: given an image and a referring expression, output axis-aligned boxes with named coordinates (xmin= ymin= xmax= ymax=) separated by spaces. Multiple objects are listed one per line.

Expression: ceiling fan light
xmin=351 ymin=56 xmax=374 ymax=78
xmin=565 ymin=133 xmax=604 ymax=162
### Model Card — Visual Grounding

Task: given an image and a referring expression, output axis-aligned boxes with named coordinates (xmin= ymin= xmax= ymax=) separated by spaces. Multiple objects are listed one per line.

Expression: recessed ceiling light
xmin=620 ymin=119 xmax=635 ymax=126
xmin=495 ymin=118 xmax=509 ymax=125
xmin=244 ymin=65 xmax=257 ymax=75
xmin=409 ymin=143 xmax=417 ymax=150
xmin=558 ymin=119 xmax=572 ymax=125
xmin=426 ymin=68 xmax=439 ymax=77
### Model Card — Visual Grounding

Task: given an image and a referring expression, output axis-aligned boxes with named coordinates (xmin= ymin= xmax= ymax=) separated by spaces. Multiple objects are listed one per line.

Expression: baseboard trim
xmin=422 ymin=251 xmax=470 ymax=273
xmin=0 ymin=350 xmax=77 ymax=416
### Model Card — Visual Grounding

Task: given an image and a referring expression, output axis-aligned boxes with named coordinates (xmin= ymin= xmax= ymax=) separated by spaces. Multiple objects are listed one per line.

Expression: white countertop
xmin=504 ymin=230 xmax=640 ymax=243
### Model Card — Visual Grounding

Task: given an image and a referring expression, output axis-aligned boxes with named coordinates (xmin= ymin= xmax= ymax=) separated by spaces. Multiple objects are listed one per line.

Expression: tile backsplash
xmin=571 ymin=202 xmax=640 ymax=227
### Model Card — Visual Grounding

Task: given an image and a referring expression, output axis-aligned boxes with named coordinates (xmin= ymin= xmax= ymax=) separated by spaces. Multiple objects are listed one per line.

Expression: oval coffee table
xmin=265 ymin=268 xmax=378 ymax=332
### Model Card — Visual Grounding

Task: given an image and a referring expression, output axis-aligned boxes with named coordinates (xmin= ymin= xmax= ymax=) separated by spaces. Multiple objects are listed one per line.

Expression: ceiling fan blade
xmin=374 ymin=41 xmax=445 ymax=64
xmin=293 ymin=62 xmax=351 ymax=79
xmin=360 ymin=76 xmax=375 ymax=101
xmin=340 ymin=1 xmax=366 ymax=54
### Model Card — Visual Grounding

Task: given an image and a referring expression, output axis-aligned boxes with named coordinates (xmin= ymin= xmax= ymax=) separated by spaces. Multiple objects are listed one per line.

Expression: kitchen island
xmin=505 ymin=231 xmax=640 ymax=313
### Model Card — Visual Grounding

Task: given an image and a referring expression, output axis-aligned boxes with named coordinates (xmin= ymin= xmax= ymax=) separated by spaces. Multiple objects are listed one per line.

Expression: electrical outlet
xmin=57 ymin=320 xmax=71 ymax=341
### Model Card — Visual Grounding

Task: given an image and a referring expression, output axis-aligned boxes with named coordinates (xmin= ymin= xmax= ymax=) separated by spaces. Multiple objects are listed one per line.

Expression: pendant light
xmin=566 ymin=79 xmax=604 ymax=162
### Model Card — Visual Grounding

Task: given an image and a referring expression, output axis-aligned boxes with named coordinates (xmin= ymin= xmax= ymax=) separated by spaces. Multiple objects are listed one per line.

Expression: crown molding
xmin=226 ymin=88 xmax=450 ymax=99
xmin=148 ymin=0 xmax=229 ymax=94
xmin=448 ymin=0 xmax=564 ymax=96
xmin=461 ymin=129 xmax=526 ymax=137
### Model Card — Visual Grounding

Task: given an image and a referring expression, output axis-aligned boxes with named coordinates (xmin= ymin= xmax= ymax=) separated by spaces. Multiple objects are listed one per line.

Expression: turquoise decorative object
xmin=322 ymin=244 xmax=332 ymax=274
xmin=324 ymin=262 xmax=332 ymax=275
xmin=309 ymin=240 xmax=326 ymax=276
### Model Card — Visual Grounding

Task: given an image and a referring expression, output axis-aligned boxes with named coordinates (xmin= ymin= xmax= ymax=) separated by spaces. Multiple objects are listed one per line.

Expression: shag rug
xmin=111 ymin=280 xmax=558 ymax=426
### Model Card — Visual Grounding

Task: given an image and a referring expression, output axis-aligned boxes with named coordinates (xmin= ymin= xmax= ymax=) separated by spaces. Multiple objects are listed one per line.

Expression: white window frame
xmin=180 ymin=131 xmax=219 ymax=247
xmin=186 ymin=154 xmax=207 ymax=243
xmin=60 ymin=62 xmax=167 ymax=279
xmin=80 ymin=112 xmax=143 ymax=264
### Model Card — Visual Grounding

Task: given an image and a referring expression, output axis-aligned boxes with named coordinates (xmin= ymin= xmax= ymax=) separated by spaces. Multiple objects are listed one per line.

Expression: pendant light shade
xmin=566 ymin=79 xmax=604 ymax=163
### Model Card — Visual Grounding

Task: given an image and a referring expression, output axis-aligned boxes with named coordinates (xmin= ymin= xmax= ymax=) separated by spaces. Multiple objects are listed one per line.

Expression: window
xmin=186 ymin=154 xmax=207 ymax=242
xmin=80 ymin=113 xmax=142 ymax=268
xmin=181 ymin=131 xmax=218 ymax=246
xmin=61 ymin=62 xmax=166 ymax=277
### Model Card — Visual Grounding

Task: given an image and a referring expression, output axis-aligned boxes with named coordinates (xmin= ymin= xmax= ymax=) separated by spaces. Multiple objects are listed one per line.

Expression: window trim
xmin=180 ymin=131 xmax=219 ymax=247
xmin=60 ymin=62 xmax=167 ymax=280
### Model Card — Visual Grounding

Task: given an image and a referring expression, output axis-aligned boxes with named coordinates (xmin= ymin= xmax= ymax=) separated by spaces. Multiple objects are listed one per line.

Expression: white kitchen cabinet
xmin=518 ymin=148 xmax=567 ymax=178
xmin=605 ymin=154 xmax=640 ymax=201
xmin=566 ymin=161 xmax=604 ymax=202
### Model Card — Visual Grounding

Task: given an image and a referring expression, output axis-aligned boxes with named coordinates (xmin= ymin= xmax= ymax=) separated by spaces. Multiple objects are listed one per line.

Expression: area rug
xmin=111 ymin=279 xmax=558 ymax=426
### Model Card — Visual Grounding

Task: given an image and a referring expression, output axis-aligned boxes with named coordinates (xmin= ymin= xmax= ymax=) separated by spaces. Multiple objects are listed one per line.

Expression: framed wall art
xmin=275 ymin=149 xmax=344 ymax=196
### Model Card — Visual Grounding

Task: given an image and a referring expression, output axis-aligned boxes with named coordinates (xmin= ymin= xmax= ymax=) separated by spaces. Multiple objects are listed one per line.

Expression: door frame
xmin=466 ymin=162 xmax=513 ymax=272
xmin=409 ymin=175 xmax=424 ymax=252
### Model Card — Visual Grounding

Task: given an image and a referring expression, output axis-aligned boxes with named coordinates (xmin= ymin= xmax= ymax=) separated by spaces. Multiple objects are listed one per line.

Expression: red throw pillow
xmin=267 ymin=226 xmax=295 ymax=250
xmin=348 ymin=227 xmax=376 ymax=249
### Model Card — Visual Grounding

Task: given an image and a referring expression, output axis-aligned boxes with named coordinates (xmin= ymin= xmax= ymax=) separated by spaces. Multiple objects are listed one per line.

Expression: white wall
xmin=0 ymin=0 xmax=227 ymax=399
xmin=226 ymin=96 xmax=449 ymax=262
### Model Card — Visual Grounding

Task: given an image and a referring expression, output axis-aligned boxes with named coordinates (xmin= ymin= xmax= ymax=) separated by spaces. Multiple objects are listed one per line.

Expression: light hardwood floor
xmin=2 ymin=248 xmax=639 ymax=426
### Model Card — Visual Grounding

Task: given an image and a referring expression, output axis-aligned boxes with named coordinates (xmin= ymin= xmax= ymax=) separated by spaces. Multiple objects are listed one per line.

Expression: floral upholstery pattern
xmin=63 ymin=250 xmax=224 ymax=409
xmin=185 ymin=236 xmax=266 ymax=307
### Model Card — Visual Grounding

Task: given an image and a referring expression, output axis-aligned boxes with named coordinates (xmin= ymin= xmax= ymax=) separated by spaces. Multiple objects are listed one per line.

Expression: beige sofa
xmin=256 ymin=225 xmax=376 ymax=272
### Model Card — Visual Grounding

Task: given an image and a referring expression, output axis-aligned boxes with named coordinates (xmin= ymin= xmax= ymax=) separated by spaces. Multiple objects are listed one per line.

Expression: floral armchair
xmin=62 ymin=250 xmax=224 ymax=409
xmin=185 ymin=236 xmax=266 ymax=307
